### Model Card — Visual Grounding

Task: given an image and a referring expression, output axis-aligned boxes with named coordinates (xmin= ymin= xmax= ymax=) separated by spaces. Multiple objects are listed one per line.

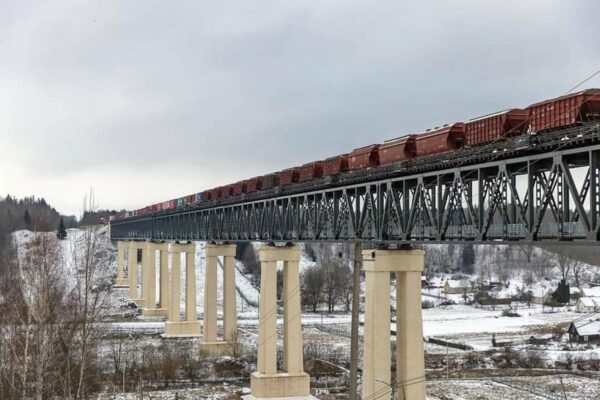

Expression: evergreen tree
xmin=57 ymin=217 xmax=67 ymax=240
xmin=24 ymin=209 xmax=32 ymax=230
xmin=461 ymin=244 xmax=476 ymax=274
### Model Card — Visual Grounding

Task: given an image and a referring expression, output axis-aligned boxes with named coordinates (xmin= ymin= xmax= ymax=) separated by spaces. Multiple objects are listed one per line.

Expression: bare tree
xmin=0 ymin=232 xmax=69 ymax=399
xmin=569 ymin=257 xmax=585 ymax=288
xmin=554 ymin=248 xmax=578 ymax=281
xmin=518 ymin=243 xmax=536 ymax=263
xmin=69 ymin=191 xmax=112 ymax=398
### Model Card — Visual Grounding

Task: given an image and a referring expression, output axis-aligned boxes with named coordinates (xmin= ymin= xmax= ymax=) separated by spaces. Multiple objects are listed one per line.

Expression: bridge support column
xmin=199 ymin=244 xmax=239 ymax=357
xmin=244 ymin=245 xmax=316 ymax=400
xmin=142 ymin=243 xmax=169 ymax=318
xmin=127 ymin=241 xmax=144 ymax=307
xmin=362 ymin=249 xmax=425 ymax=400
xmin=115 ymin=241 xmax=129 ymax=287
xmin=164 ymin=243 xmax=201 ymax=337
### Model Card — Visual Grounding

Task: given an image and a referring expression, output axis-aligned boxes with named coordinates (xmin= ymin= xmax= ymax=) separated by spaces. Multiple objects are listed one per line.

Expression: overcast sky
xmin=1 ymin=1 xmax=599 ymax=216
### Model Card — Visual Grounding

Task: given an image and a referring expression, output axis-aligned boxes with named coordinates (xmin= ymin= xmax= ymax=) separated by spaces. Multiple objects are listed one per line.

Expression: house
xmin=530 ymin=286 xmax=553 ymax=305
xmin=444 ymin=279 xmax=473 ymax=295
xmin=581 ymin=287 xmax=600 ymax=298
xmin=568 ymin=318 xmax=600 ymax=343
xmin=576 ymin=297 xmax=600 ymax=313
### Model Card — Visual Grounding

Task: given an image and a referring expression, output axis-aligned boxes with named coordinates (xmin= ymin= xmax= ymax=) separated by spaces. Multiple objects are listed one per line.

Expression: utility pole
xmin=349 ymin=240 xmax=362 ymax=400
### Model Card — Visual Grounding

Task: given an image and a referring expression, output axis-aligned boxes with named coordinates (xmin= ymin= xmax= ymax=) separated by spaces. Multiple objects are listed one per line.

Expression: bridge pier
xmin=199 ymin=244 xmax=239 ymax=356
xmin=243 ymin=245 xmax=316 ymax=400
xmin=115 ymin=241 xmax=129 ymax=287
xmin=127 ymin=241 xmax=145 ymax=307
xmin=362 ymin=249 xmax=425 ymax=400
xmin=164 ymin=243 xmax=201 ymax=337
xmin=142 ymin=242 xmax=169 ymax=318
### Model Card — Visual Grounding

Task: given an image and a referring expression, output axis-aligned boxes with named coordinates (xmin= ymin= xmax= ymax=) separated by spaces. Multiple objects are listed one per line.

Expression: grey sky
xmin=1 ymin=0 xmax=599 ymax=216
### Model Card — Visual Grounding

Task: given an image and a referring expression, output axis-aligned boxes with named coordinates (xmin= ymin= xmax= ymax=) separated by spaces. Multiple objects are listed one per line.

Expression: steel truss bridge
xmin=111 ymin=123 xmax=600 ymax=244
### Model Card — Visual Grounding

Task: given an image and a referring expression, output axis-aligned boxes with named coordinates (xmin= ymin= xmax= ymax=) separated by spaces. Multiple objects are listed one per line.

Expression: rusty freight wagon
xmin=414 ymin=123 xmax=465 ymax=157
xmin=245 ymin=177 xmax=262 ymax=193
xmin=233 ymin=181 xmax=247 ymax=196
xmin=210 ymin=187 xmax=222 ymax=200
xmin=322 ymin=154 xmax=349 ymax=176
xmin=299 ymin=161 xmax=324 ymax=182
xmin=379 ymin=135 xmax=417 ymax=165
xmin=221 ymin=184 xmax=234 ymax=198
xmin=201 ymin=190 xmax=212 ymax=201
xmin=527 ymin=88 xmax=600 ymax=133
xmin=348 ymin=144 xmax=380 ymax=171
xmin=464 ymin=109 xmax=529 ymax=146
xmin=261 ymin=173 xmax=279 ymax=190
xmin=278 ymin=169 xmax=299 ymax=186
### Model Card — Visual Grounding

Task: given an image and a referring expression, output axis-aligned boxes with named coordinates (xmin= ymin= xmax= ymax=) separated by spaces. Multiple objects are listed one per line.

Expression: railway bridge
xmin=110 ymin=121 xmax=600 ymax=400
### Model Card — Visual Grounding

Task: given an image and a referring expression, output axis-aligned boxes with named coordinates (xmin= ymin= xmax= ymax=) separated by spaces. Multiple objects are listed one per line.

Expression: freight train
xmin=119 ymin=88 xmax=600 ymax=219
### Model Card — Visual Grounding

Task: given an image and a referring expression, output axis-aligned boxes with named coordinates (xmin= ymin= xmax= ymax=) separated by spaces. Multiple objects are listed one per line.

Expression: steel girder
xmin=110 ymin=144 xmax=600 ymax=245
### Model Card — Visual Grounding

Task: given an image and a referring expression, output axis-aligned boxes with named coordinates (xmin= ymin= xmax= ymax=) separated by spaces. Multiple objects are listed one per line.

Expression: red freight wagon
xmin=465 ymin=109 xmax=529 ymax=146
xmin=156 ymin=203 xmax=163 ymax=212
xmin=169 ymin=199 xmax=176 ymax=209
xmin=202 ymin=190 xmax=212 ymax=201
xmin=222 ymin=185 xmax=234 ymax=198
xmin=246 ymin=177 xmax=262 ymax=193
xmin=262 ymin=173 xmax=280 ymax=189
xmin=186 ymin=194 xmax=196 ymax=204
xmin=299 ymin=161 xmax=323 ymax=182
xmin=414 ymin=123 xmax=465 ymax=157
xmin=526 ymin=89 xmax=600 ymax=133
xmin=348 ymin=144 xmax=379 ymax=171
xmin=322 ymin=154 xmax=349 ymax=176
xmin=233 ymin=181 xmax=247 ymax=196
xmin=379 ymin=135 xmax=416 ymax=165
xmin=210 ymin=187 xmax=222 ymax=200
xmin=278 ymin=168 xmax=300 ymax=186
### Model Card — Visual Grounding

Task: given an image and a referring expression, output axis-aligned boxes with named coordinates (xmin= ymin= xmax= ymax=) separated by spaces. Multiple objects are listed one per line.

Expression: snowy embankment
xmin=12 ymin=226 xmax=116 ymax=290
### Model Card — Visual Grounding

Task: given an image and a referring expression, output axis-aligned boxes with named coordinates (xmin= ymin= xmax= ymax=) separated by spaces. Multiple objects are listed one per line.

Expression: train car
xmin=162 ymin=201 xmax=169 ymax=210
xmin=222 ymin=184 xmax=234 ymax=198
xmin=322 ymin=154 xmax=349 ymax=176
xmin=210 ymin=187 xmax=222 ymax=200
xmin=202 ymin=189 xmax=212 ymax=201
xmin=348 ymin=144 xmax=379 ymax=171
xmin=246 ymin=177 xmax=262 ymax=193
xmin=176 ymin=197 xmax=187 ymax=208
xmin=526 ymin=89 xmax=600 ymax=133
xmin=298 ymin=161 xmax=323 ymax=182
xmin=279 ymin=168 xmax=300 ymax=186
xmin=169 ymin=199 xmax=176 ymax=209
xmin=233 ymin=181 xmax=247 ymax=196
xmin=186 ymin=194 xmax=196 ymax=204
xmin=379 ymin=135 xmax=417 ymax=166
xmin=414 ymin=123 xmax=465 ymax=157
xmin=262 ymin=173 xmax=279 ymax=190
xmin=465 ymin=109 xmax=529 ymax=146
xmin=195 ymin=192 xmax=203 ymax=203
